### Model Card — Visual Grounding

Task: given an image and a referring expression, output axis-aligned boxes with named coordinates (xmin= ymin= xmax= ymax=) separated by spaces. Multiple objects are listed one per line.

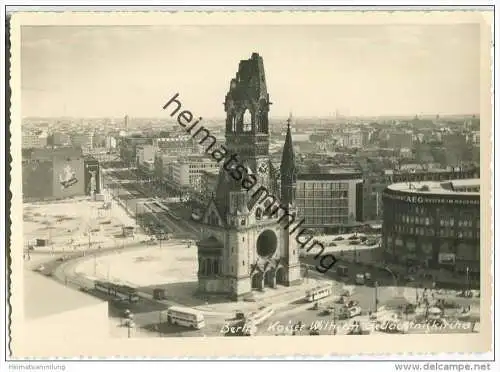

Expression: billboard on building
xmin=84 ymin=159 xmax=101 ymax=195
xmin=52 ymin=156 xmax=85 ymax=198
xmin=22 ymin=160 xmax=54 ymax=200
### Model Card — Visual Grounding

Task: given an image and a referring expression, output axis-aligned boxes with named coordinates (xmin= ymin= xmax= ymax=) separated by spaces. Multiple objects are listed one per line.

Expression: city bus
xmin=166 ymin=306 xmax=206 ymax=329
xmin=94 ymin=280 xmax=140 ymax=303
xmin=305 ymin=284 xmax=334 ymax=302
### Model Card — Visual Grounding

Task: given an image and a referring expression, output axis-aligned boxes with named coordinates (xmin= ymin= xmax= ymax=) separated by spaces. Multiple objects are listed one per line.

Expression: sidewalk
xmin=135 ymin=278 xmax=326 ymax=318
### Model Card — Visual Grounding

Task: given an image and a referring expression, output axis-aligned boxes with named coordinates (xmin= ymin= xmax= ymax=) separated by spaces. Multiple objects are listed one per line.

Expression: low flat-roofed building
xmin=17 ymin=270 xmax=109 ymax=357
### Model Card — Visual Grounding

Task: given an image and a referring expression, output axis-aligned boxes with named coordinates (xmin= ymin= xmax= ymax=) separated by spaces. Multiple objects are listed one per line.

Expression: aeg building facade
xmin=382 ymin=179 xmax=480 ymax=276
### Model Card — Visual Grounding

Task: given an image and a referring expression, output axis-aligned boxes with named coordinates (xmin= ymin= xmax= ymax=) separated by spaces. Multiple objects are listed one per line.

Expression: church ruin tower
xmin=195 ymin=53 xmax=302 ymax=301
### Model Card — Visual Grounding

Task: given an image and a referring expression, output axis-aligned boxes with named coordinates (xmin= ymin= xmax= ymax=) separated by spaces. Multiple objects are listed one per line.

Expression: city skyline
xmin=22 ymin=24 xmax=480 ymax=118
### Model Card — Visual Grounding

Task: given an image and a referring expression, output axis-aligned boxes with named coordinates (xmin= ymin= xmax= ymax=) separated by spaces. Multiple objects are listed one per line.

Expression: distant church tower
xmin=195 ymin=53 xmax=302 ymax=301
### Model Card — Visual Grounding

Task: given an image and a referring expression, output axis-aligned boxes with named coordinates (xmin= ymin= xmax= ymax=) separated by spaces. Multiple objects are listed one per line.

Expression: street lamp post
xmin=48 ymin=225 xmax=54 ymax=254
xmin=374 ymin=281 xmax=379 ymax=313
xmin=384 ymin=266 xmax=398 ymax=287
xmin=466 ymin=266 xmax=470 ymax=292
xmin=135 ymin=203 xmax=139 ymax=226
xmin=383 ymin=265 xmax=404 ymax=301
xmin=158 ymin=311 xmax=162 ymax=337
xmin=87 ymin=229 xmax=92 ymax=255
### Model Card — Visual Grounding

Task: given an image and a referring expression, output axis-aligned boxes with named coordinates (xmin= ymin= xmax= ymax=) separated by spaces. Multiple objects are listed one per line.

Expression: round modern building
xmin=382 ymin=179 xmax=480 ymax=278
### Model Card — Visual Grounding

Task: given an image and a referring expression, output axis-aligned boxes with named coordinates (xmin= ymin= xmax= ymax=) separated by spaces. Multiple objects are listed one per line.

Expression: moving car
xmin=320 ymin=308 xmax=333 ymax=316
xmin=403 ymin=275 xmax=415 ymax=283
xmin=355 ymin=274 xmax=365 ymax=285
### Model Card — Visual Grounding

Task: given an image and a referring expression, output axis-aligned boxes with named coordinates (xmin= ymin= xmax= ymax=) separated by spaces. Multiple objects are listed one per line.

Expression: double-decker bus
xmin=305 ymin=283 xmax=334 ymax=302
xmin=166 ymin=306 xmax=205 ymax=329
xmin=94 ymin=280 xmax=140 ymax=303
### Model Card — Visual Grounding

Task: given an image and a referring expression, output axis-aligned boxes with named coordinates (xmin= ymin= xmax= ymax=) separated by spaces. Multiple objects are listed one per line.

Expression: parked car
xmin=349 ymin=240 xmax=360 ymax=245
xmin=346 ymin=320 xmax=370 ymax=335
xmin=349 ymin=306 xmax=362 ymax=318
xmin=334 ymin=236 xmax=344 ymax=241
xmin=348 ymin=235 xmax=358 ymax=240
xmin=403 ymin=275 xmax=415 ymax=283
xmin=35 ymin=265 xmax=45 ymax=272
xmin=336 ymin=295 xmax=347 ymax=304
xmin=457 ymin=290 xmax=474 ymax=298
xmin=346 ymin=300 xmax=359 ymax=308
xmin=401 ymin=303 xmax=416 ymax=314
xmin=235 ymin=311 xmax=245 ymax=320
xmin=327 ymin=242 xmax=337 ymax=247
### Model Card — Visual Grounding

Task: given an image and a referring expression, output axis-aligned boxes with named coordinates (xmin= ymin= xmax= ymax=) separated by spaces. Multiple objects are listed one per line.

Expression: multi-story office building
xmin=468 ymin=131 xmax=480 ymax=145
xmin=70 ymin=132 xmax=94 ymax=151
xmin=199 ymin=170 xmax=219 ymax=197
xmin=388 ymin=131 xmax=413 ymax=149
xmin=295 ymin=172 xmax=364 ymax=233
xmin=154 ymin=135 xmax=200 ymax=156
xmin=341 ymin=131 xmax=365 ymax=148
xmin=170 ymin=155 xmax=219 ymax=190
xmin=136 ymin=144 xmax=156 ymax=166
xmin=391 ymin=167 xmax=479 ymax=183
xmin=119 ymin=136 xmax=153 ymax=166
xmin=382 ymin=179 xmax=480 ymax=277
xmin=22 ymin=130 xmax=48 ymax=149
xmin=51 ymin=132 xmax=71 ymax=147
xmin=105 ymin=136 xmax=117 ymax=150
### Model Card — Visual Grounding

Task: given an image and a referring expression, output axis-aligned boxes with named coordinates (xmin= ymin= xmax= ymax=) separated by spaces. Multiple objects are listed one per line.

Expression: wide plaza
xmin=23 ymin=189 xmax=481 ymax=338
xmin=23 ymin=194 xmax=148 ymax=256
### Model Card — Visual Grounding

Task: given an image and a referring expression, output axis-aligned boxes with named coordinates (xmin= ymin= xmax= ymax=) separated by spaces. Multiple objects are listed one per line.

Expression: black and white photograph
xmin=7 ymin=9 xmax=494 ymax=360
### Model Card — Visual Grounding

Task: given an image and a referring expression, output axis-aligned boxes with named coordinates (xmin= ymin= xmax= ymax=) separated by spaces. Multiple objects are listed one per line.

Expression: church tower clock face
xmin=257 ymin=160 xmax=268 ymax=175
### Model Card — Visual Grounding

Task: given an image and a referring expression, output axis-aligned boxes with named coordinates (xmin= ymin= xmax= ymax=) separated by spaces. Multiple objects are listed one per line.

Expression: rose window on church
xmin=256 ymin=230 xmax=277 ymax=258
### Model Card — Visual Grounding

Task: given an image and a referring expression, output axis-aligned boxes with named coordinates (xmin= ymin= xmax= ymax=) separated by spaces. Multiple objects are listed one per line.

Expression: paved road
xmin=103 ymin=170 xmax=200 ymax=239
xmin=49 ymin=247 xmax=232 ymax=337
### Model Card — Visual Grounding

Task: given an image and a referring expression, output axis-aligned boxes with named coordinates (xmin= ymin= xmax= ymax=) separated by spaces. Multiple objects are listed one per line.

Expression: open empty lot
xmin=23 ymin=196 xmax=138 ymax=254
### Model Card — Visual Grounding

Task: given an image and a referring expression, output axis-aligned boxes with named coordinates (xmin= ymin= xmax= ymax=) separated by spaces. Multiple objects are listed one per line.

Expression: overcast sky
xmin=21 ymin=24 xmax=480 ymax=118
